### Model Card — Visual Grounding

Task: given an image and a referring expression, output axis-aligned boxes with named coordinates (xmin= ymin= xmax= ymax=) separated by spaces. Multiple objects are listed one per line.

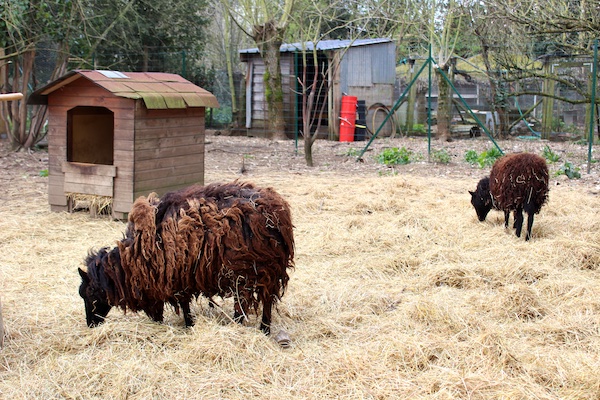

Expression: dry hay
xmin=1 ymin=138 xmax=600 ymax=399
xmin=66 ymin=192 xmax=113 ymax=216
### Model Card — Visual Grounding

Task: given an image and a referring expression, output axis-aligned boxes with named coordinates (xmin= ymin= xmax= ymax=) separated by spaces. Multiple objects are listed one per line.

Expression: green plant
xmin=39 ymin=169 xmax=48 ymax=177
xmin=465 ymin=149 xmax=479 ymax=164
xmin=542 ymin=145 xmax=560 ymax=163
xmin=550 ymin=117 xmax=565 ymax=132
xmin=342 ymin=148 xmax=360 ymax=157
xmin=556 ymin=161 xmax=581 ymax=179
xmin=377 ymin=147 xmax=413 ymax=165
xmin=465 ymin=148 xmax=503 ymax=168
xmin=431 ymin=149 xmax=451 ymax=164
xmin=411 ymin=124 xmax=426 ymax=134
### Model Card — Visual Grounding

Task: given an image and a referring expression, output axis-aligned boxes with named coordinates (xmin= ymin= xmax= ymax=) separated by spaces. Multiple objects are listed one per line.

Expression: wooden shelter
xmin=29 ymin=70 xmax=219 ymax=219
xmin=239 ymin=38 xmax=396 ymax=139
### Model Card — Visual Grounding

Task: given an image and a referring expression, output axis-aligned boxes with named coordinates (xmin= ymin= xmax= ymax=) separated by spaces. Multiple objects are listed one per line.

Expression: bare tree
xmin=220 ymin=0 xmax=295 ymax=140
xmin=0 ymin=1 xmax=77 ymax=150
xmin=291 ymin=0 xmax=413 ymax=166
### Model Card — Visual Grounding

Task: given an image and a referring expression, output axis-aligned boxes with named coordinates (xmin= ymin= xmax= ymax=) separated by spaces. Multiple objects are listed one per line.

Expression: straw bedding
xmin=1 ymin=136 xmax=599 ymax=399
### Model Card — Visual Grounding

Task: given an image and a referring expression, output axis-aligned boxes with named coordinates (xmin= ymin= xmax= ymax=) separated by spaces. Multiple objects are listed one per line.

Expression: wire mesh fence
xmin=13 ymin=42 xmax=600 ymax=146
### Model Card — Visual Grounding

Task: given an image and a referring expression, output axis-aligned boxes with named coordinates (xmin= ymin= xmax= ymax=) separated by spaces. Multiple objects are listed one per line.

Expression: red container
xmin=339 ymin=95 xmax=358 ymax=142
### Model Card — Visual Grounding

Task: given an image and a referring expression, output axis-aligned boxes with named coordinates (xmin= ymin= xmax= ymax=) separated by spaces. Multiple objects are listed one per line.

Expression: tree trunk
xmin=301 ymin=51 xmax=328 ymax=167
xmin=304 ymin=133 xmax=314 ymax=167
xmin=436 ymin=65 xmax=452 ymax=142
xmin=253 ymin=21 xmax=287 ymax=140
xmin=0 ymin=47 xmax=12 ymax=137
xmin=224 ymin=14 xmax=238 ymax=128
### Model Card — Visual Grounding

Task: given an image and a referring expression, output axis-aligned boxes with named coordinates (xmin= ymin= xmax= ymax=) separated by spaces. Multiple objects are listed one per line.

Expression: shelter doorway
xmin=295 ymin=52 xmax=329 ymax=138
xmin=67 ymin=106 xmax=114 ymax=165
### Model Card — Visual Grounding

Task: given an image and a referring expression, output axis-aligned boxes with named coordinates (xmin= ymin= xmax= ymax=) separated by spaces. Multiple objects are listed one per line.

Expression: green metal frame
xmin=358 ymin=48 xmax=504 ymax=161
xmin=588 ymin=39 xmax=598 ymax=174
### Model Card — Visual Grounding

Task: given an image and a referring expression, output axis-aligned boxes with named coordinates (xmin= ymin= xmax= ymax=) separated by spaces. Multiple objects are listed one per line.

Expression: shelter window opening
xmin=67 ymin=106 xmax=114 ymax=165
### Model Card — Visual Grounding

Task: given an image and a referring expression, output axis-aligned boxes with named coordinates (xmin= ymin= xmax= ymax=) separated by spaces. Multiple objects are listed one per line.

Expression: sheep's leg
xmin=260 ymin=295 xmax=273 ymax=336
xmin=504 ymin=211 xmax=510 ymax=228
xmin=181 ymin=300 xmax=194 ymax=327
xmin=525 ymin=212 xmax=535 ymax=241
xmin=514 ymin=208 xmax=524 ymax=237
xmin=143 ymin=302 xmax=164 ymax=323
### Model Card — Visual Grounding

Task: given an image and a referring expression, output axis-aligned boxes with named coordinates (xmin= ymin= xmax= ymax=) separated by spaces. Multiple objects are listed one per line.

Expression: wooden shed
xmin=239 ymin=38 xmax=396 ymax=139
xmin=28 ymin=70 xmax=219 ymax=219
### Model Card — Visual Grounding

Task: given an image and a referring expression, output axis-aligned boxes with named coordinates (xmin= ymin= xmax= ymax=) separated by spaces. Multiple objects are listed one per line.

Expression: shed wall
xmin=243 ymin=41 xmax=396 ymax=139
xmin=133 ymin=106 xmax=205 ymax=199
xmin=245 ymin=55 xmax=294 ymax=137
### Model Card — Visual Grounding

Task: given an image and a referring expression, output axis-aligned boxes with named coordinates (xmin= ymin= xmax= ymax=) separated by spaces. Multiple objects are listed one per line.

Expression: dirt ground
xmin=204 ymin=131 xmax=600 ymax=191
xmin=1 ymin=132 xmax=600 ymax=202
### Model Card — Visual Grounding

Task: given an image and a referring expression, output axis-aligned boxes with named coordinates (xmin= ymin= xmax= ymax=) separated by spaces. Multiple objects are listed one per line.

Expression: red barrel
xmin=339 ymin=95 xmax=358 ymax=142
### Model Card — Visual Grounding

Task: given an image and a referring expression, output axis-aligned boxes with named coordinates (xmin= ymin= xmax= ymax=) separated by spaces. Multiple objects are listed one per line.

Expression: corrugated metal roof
xmin=28 ymin=70 xmax=219 ymax=109
xmin=239 ymin=38 xmax=393 ymax=54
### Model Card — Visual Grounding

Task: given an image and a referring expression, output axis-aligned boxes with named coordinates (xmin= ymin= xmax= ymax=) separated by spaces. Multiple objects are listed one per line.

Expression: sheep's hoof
xmin=274 ymin=329 xmax=291 ymax=348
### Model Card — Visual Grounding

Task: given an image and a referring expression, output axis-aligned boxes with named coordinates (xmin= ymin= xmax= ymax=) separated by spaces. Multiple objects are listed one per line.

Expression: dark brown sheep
xmin=78 ymin=181 xmax=295 ymax=335
xmin=470 ymin=153 xmax=549 ymax=241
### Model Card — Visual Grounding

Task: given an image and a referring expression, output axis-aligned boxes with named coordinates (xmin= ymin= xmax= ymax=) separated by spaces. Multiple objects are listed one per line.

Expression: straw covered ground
xmin=1 ymin=134 xmax=600 ymax=399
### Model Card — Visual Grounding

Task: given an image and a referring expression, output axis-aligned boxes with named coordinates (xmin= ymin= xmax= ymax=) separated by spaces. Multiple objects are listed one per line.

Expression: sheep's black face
xmin=78 ymin=268 xmax=111 ymax=327
xmin=470 ymin=177 xmax=493 ymax=222
xmin=470 ymin=190 xmax=492 ymax=221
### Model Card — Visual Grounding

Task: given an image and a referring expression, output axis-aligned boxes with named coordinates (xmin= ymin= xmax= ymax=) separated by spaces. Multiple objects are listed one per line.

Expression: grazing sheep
xmin=78 ymin=181 xmax=295 ymax=335
xmin=470 ymin=153 xmax=549 ymax=241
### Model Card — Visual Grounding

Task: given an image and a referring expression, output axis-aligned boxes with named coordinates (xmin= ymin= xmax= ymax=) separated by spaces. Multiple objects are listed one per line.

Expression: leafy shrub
xmin=39 ymin=169 xmax=48 ymax=177
xmin=465 ymin=150 xmax=479 ymax=165
xmin=464 ymin=148 xmax=503 ymax=168
xmin=377 ymin=147 xmax=414 ymax=165
xmin=431 ymin=149 xmax=451 ymax=164
xmin=542 ymin=145 xmax=560 ymax=163
xmin=556 ymin=161 xmax=581 ymax=179
xmin=411 ymin=124 xmax=426 ymax=134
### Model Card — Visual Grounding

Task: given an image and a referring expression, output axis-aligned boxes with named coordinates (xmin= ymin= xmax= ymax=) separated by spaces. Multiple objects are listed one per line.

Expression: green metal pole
xmin=294 ymin=52 xmax=299 ymax=154
xmin=588 ymin=39 xmax=598 ymax=174
xmin=436 ymin=67 xmax=504 ymax=155
xmin=357 ymin=60 xmax=429 ymax=160
xmin=427 ymin=44 xmax=432 ymax=161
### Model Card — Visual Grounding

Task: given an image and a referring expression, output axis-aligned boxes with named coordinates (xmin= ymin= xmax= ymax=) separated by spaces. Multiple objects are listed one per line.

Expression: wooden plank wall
xmin=62 ymin=162 xmax=116 ymax=197
xmin=248 ymin=56 xmax=293 ymax=137
xmin=133 ymin=106 xmax=205 ymax=200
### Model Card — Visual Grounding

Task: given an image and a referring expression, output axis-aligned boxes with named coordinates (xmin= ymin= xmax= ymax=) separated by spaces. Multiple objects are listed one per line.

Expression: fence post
xmin=587 ymin=39 xmax=598 ymax=174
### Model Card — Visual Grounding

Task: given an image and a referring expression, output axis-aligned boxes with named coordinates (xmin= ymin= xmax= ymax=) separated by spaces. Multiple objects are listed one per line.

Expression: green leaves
xmin=464 ymin=148 xmax=502 ymax=168
xmin=542 ymin=145 xmax=560 ymax=163
xmin=555 ymin=161 xmax=581 ymax=179
xmin=377 ymin=147 xmax=415 ymax=165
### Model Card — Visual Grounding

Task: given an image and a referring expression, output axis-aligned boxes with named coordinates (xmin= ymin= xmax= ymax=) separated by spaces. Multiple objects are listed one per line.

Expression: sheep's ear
xmin=468 ymin=190 xmax=475 ymax=195
xmin=78 ymin=268 xmax=89 ymax=282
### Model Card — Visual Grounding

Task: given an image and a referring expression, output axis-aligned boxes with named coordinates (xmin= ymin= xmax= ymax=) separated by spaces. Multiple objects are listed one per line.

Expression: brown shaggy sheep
xmin=470 ymin=153 xmax=549 ymax=241
xmin=78 ymin=181 xmax=295 ymax=335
